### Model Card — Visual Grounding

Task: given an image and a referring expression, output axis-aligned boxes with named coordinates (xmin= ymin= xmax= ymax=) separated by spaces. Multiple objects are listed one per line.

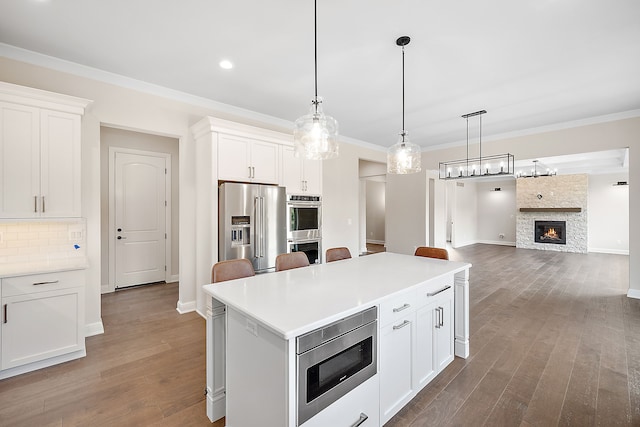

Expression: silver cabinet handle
xmin=439 ymin=306 xmax=444 ymax=327
xmin=42 ymin=196 xmax=45 ymax=213
xmin=252 ymin=166 xmax=255 ymax=178
xmin=248 ymin=166 xmax=252 ymax=178
xmin=34 ymin=195 xmax=38 ymax=213
xmin=3 ymin=304 xmax=6 ymax=324
xmin=427 ymin=285 xmax=451 ymax=297
xmin=393 ymin=303 xmax=410 ymax=313
xmin=393 ymin=320 xmax=411 ymax=330
xmin=33 ymin=280 xmax=59 ymax=286
xmin=350 ymin=413 xmax=368 ymax=427
xmin=435 ymin=307 xmax=441 ymax=329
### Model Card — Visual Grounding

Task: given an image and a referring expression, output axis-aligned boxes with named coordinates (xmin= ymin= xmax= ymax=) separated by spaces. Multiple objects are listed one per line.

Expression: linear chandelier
xmin=439 ymin=110 xmax=514 ymax=180
xmin=293 ymin=0 xmax=339 ymax=160
xmin=516 ymin=160 xmax=557 ymax=178
xmin=387 ymin=36 xmax=421 ymax=174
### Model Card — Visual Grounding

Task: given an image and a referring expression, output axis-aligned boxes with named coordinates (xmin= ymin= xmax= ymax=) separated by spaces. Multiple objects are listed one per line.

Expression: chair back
xmin=212 ymin=258 xmax=255 ymax=283
xmin=326 ymin=247 xmax=352 ymax=263
xmin=414 ymin=246 xmax=449 ymax=260
xmin=275 ymin=252 xmax=310 ymax=272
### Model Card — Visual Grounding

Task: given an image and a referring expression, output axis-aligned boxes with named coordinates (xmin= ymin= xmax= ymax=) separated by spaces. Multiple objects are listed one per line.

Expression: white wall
xmin=451 ymin=180 xmax=478 ymax=248
xmin=385 ymin=170 xmax=427 ymax=254
xmin=476 ymin=179 xmax=517 ymax=245
xmin=588 ymin=173 xmax=629 ymax=254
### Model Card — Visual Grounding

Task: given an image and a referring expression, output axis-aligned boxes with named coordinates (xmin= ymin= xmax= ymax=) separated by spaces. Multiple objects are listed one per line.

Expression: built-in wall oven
xmin=287 ymin=195 xmax=321 ymax=241
xmin=289 ymin=239 xmax=321 ymax=265
xmin=296 ymin=306 xmax=377 ymax=426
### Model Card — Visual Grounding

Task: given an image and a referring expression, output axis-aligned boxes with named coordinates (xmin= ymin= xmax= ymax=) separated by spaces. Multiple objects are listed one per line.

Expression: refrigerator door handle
xmin=254 ymin=196 xmax=260 ymax=258
xmin=260 ymin=196 xmax=266 ymax=258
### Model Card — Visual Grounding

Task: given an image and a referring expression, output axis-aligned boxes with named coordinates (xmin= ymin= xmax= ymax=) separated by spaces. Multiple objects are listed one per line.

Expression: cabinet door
xmin=415 ymin=304 xmax=436 ymax=389
xmin=218 ymin=135 xmax=251 ymax=181
xmin=1 ymin=286 xmax=84 ymax=370
xmin=281 ymin=146 xmax=303 ymax=193
xmin=40 ymin=109 xmax=82 ymax=217
xmin=380 ymin=316 xmax=415 ymax=424
xmin=0 ymin=103 xmax=40 ymax=218
xmin=434 ymin=295 xmax=454 ymax=372
xmin=302 ymin=157 xmax=322 ymax=195
xmin=250 ymin=140 xmax=279 ymax=184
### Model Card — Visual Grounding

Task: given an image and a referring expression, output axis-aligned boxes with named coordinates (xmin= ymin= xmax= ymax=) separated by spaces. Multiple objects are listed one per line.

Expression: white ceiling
xmin=1 ymin=0 xmax=639 ymax=151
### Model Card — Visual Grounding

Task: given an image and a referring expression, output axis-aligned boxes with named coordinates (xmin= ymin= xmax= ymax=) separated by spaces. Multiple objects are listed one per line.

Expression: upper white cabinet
xmin=281 ymin=145 xmax=322 ymax=195
xmin=0 ymin=83 xmax=90 ymax=218
xmin=218 ymin=134 xmax=279 ymax=184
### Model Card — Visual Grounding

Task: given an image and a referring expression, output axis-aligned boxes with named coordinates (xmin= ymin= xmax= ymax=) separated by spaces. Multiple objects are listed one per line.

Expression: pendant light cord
xmin=401 ymin=44 xmax=405 ymax=142
xmin=313 ymin=0 xmax=318 ymax=114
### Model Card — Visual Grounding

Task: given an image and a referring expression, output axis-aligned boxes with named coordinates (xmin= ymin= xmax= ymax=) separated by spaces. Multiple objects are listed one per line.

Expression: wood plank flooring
xmin=0 ymin=244 xmax=635 ymax=426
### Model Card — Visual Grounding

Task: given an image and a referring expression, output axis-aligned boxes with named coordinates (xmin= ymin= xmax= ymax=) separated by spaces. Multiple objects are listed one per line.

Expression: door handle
xmin=427 ymin=285 xmax=451 ymax=297
xmin=393 ymin=303 xmax=410 ymax=313
xmin=393 ymin=320 xmax=411 ymax=330
xmin=350 ymin=413 xmax=369 ymax=427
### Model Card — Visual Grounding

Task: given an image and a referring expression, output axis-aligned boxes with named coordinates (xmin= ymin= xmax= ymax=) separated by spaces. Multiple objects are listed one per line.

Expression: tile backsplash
xmin=0 ymin=219 xmax=87 ymax=275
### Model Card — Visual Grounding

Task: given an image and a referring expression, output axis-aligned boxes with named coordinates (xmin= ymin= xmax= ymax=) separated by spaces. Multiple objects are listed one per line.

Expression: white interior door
xmin=115 ymin=152 xmax=166 ymax=288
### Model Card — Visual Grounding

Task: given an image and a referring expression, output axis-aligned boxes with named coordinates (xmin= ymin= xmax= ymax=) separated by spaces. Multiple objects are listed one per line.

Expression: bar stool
xmin=414 ymin=246 xmax=449 ymax=260
xmin=211 ymin=258 xmax=255 ymax=283
xmin=275 ymin=252 xmax=310 ymax=272
xmin=326 ymin=247 xmax=352 ymax=263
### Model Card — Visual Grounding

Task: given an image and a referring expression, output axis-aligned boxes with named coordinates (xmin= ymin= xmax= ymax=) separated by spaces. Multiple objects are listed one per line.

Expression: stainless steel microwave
xmin=287 ymin=195 xmax=321 ymax=241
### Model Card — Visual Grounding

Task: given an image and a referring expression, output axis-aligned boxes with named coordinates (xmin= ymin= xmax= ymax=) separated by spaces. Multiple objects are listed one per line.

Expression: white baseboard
xmin=176 ymin=299 xmax=196 ymax=314
xmin=0 ymin=349 xmax=86 ymax=380
xmin=168 ymin=274 xmax=179 ymax=283
xmin=627 ymin=289 xmax=640 ymax=300
xmin=476 ymin=240 xmax=516 ymax=247
xmin=366 ymin=239 xmax=385 ymax=245
xmin=588 ymin=247 xmax=630 ymax=255
xmin=196 ymin=308 xmax=206 ymax=319
xmin=85 ymin=320 xmax=105 ymax=337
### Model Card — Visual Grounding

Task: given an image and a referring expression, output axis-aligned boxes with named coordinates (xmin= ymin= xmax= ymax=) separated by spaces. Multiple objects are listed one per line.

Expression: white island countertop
xmin=203 ymin=252 xmax=471 ymax=340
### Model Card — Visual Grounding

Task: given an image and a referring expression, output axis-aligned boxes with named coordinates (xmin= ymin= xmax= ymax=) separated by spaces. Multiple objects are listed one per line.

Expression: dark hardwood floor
xmin=0 ymin=244 xmax=635 ymax=426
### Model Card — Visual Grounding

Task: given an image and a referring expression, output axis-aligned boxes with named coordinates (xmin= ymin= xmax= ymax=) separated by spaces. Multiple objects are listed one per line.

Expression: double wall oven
xmin=287 ymin=195 xmax=322 ymax=264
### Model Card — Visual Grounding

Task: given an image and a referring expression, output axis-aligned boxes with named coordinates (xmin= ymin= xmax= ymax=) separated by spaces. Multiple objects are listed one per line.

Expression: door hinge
xmin=164 ymin=265 xmax=167 ymax=272
xmin=165 ymin=168 xmax=167 ymax=174
xmin=165 ymin=233 xmax=167 ymax=239
xmin=165 ymin=200 xmax=167 ymax=207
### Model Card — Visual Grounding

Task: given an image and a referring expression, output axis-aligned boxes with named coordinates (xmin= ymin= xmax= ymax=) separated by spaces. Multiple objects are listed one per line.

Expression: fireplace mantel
xmin=519 ymin=207 xmax=582 ymax=213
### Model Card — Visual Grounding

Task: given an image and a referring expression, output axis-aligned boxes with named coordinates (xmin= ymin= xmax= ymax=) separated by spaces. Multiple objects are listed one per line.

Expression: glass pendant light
xmin=294 ymin=0 xmax=339 ymax=160
xmin=387 ymin=36 xmax=421 ymax=174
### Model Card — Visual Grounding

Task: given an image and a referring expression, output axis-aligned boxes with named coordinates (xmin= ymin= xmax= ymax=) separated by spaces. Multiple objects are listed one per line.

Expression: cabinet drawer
xmin=415 ymin=275 xmax=453 ymax=307
xmin=2 ymin=270 xmax=84 ymax=297
xmin=379 ymin=288 xmax=417 ymax=327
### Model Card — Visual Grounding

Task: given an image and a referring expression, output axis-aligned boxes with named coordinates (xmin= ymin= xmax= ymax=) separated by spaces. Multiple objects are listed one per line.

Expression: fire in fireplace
xmin=534 ymin=221 xmax=566 ymax=245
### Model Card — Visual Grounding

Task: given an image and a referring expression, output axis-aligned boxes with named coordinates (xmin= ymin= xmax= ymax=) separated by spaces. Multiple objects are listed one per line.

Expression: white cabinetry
xmin=0 ymin=270 xmax=86 ymax=378
xmin=379 ymin=280 xmax=454 ymax=424
xmin=379 ymin=290 xmax=416 ymax=424
xmin=218 ymin=134 xmax=279 ymax=184
xmin=415 ymin=287 xmax=454 ymax=389
xmin=281 ymin=145 xmax=322 ymax=194
xmin=0 ymin=83 xmax=89 ymax=218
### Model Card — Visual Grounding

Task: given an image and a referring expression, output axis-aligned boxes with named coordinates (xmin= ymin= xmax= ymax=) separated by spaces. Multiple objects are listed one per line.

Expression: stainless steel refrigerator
xmin=218 ymin=182 xmax=287 ymax=273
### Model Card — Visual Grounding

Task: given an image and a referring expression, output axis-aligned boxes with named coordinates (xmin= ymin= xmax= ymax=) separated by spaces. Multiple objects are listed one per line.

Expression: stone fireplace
xmin=516 ymin=174 xmax=588 ymax=253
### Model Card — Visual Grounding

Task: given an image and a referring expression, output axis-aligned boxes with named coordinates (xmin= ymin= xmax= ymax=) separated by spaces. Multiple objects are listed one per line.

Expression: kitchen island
xmin=203 ymin=252 xmax=471 ymax=426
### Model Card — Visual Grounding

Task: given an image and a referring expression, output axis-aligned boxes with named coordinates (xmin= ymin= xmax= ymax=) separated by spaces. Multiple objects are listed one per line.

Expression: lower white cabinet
xmin=379 ymin=283 xmax=454 ymax=424
xmin=1 ymin=270 xmax=85 ymax=376
xmin=380 ymin=314 xmax=415 ymax=423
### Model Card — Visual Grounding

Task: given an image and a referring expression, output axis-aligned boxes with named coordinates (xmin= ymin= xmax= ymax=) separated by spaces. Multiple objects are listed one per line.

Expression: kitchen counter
xmin=203 ymin=252 xmax=472 ymax=426
xmin=203 ymin=252 xmax=470 ymax=340
xmin=0 ymin=258 xmax=88 ymax=278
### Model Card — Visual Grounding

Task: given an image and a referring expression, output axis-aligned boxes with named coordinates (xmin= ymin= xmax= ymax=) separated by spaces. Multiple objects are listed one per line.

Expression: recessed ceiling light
xmin=219 ymin=60 xmax=233 ymax=70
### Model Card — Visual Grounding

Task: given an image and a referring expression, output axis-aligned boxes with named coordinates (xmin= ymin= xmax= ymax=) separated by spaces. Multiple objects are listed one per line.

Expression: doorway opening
xmin=100 ymin=126 xmax=179 ymax=293
xmin=358 ymin=159 xmax=387 ymax=255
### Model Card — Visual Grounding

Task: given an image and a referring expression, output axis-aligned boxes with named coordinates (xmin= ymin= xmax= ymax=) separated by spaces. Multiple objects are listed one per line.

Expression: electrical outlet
xmin=68 ymin=225 xmax=83 ymax=241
